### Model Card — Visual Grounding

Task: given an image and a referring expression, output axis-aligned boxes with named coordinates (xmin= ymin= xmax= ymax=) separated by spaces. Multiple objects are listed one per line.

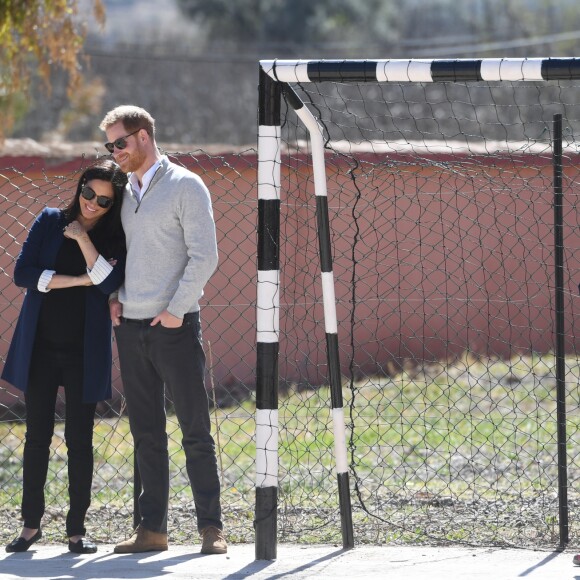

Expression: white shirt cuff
xmin=38 ymin=270 xmax=55 ymax=293
xmin=87 ymin=254 xmax=113 ymax=285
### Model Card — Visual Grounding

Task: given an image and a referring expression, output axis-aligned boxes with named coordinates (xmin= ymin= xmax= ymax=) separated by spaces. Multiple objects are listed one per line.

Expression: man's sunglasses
xmin=104 ymin=128 xmax=141 ymax=153
xmin=81 ymin=186 xmax=114 ymax=209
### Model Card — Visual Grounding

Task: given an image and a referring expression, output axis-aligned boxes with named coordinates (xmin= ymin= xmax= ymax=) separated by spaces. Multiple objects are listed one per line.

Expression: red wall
xmin=0 ymin=151 xmax=578 ymax=403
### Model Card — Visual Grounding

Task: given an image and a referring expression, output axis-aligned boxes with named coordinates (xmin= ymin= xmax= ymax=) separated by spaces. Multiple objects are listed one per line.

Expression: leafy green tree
xmin=0 ymin=0 xmax=105 ymax=139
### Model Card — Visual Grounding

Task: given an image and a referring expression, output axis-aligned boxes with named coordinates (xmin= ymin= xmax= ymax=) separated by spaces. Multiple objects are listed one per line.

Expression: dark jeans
xmin=115 ymin=312 xmax=222 ymax=534
xmin=22 ymin=345 xmax=96 ymax=537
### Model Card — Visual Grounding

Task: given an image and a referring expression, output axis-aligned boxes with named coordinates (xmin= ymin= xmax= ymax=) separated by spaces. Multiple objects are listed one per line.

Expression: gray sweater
xmin=118 ymin=156 xmax=218 ymax=319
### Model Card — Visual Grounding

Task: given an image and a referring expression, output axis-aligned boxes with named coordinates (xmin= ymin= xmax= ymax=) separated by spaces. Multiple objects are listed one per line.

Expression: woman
xmin=2 ymin=159 xmax=127 ymax=554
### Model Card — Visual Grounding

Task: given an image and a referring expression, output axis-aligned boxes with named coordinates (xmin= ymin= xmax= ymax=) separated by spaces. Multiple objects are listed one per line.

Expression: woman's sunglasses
xmin=81 ymin=186 xmax=114 ymax=209
xmin=104 ymin=128 xmax=141 ymax=153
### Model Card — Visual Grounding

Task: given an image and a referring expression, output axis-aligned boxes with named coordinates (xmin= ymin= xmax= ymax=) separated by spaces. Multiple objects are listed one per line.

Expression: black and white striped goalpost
xmin=281 ymin=82 xmax=355 ymax=549
xmin=256 ymin=66 xmax=355 ymax=561
xmin=255 ymin=57 xmax=580 ymax=559
xmin=260 ymin=56 xmax=580 ymax=84
xmin=255 ymin=70 xmax=281 ymax=561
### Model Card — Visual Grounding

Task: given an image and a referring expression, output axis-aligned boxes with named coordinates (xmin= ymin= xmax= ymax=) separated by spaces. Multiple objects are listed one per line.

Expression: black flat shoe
xmin=68 ymin=538 xmax=97 ymax=554
xmin=5 ymin=529 xmax=42 ymax=553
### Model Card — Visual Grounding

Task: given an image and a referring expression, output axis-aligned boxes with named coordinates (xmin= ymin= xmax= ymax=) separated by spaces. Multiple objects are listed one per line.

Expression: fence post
xmin=553 ymin=113 xmax=569 ymax=547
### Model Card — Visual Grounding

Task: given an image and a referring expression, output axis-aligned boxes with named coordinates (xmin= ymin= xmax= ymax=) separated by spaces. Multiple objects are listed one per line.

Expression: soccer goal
xmin=255 ymin=58 xmax=580 ymax=559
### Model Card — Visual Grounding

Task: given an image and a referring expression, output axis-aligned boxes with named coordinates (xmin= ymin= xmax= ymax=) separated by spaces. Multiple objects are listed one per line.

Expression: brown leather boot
xmin=200 ymin=526 xmax=227 ymax=554
xmin=114 ymin=525 xmax=168 ymax=554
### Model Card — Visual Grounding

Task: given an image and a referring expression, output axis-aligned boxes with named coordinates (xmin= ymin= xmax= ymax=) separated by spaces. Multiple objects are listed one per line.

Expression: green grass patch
xmin=0 ymin=351 xmax=578 ymax=546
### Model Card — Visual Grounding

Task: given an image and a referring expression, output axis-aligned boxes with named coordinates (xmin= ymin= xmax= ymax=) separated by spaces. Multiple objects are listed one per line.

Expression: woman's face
xmin=78 ymin=179 xmax=115 ymax=226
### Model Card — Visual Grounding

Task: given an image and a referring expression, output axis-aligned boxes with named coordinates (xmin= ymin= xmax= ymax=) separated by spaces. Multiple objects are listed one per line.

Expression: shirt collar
xmin=129 ymin=156 xmax=165 ymax=194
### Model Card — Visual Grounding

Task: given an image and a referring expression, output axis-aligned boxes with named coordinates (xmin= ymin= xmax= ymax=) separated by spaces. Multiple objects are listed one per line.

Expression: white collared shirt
xmin=129 ymin=157 xmax=163 ymax=201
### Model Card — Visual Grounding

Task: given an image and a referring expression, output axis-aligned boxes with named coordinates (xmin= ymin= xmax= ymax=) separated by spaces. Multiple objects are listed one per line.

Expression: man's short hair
xmin=99 ymin=105 xmax=156 ymax=139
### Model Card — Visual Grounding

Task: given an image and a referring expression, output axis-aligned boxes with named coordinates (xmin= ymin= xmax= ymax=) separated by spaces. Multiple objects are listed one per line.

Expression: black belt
xmin=120 ymin=316 xmax=154 ymax=326
xmin=120 ymin=312 xmax=198 ymax=325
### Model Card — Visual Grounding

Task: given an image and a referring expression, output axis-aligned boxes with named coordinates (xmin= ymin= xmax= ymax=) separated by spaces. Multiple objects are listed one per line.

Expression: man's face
xmin=105 ymin=121 xmax=147 ymax=173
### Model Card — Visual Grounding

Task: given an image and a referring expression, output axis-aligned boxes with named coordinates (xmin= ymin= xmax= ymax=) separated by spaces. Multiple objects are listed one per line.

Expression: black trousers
xmin=114 ymin=312 xmax=222 ymax=534
xmin=22 ymin=345 xmax=96 ymax=537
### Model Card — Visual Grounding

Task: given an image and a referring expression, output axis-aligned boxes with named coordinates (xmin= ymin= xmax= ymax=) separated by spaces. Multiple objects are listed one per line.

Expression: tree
xmin=0 ymin=0 xmax=105 ymax=140
xmin=175 ymin=0 xmax=400 ymax=49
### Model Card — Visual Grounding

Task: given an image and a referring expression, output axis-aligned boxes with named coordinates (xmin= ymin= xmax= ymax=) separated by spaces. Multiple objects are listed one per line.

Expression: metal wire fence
xmin=0 ymin=151 xmax=259 ymax=545
xmin=0 ymin=117 xmax=579 ymax=549
xmin=265 ymin=73 xmax=580 ymax=549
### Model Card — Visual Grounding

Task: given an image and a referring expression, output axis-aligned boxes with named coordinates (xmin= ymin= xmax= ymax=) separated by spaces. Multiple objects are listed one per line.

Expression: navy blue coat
xmin=1 ymin=207 xmax=125 ymax=403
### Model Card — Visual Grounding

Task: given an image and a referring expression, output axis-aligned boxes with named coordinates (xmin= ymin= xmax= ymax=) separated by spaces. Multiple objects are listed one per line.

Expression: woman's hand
xmin=63 ymin=220 xmax=100 ymax=271
xmin=63 ymin=220 xmax=89 ymax=242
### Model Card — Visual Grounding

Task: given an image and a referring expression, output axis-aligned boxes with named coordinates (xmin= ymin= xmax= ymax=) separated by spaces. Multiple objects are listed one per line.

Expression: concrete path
xmin=0 ymin=543 xmax=578 ymax=579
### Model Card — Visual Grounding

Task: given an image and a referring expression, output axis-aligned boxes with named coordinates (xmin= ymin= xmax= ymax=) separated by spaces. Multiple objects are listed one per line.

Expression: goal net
xmin=256 ymin=59 xmax=580 ymax=551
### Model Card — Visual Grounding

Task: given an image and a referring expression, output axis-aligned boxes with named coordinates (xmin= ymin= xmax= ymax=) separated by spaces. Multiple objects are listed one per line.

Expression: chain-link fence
xmin=1 ymin=129 xmax=579 ymax=548
xmin=0 ymin=150 xmax=259 ymax=545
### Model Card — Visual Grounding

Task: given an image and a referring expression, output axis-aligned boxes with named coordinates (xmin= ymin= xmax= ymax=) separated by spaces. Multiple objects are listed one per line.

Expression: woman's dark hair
xmin=63 ymin=159 xmax=128 ymax=256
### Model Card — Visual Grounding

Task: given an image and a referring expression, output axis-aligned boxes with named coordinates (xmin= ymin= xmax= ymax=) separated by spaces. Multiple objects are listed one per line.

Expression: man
xmin=99 ymin=105 xmax=226 ymax=555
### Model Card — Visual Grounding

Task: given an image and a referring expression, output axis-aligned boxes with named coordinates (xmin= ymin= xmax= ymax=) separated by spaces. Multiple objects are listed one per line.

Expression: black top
xmin=36 ymin=236 xmax=87 ymax=353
